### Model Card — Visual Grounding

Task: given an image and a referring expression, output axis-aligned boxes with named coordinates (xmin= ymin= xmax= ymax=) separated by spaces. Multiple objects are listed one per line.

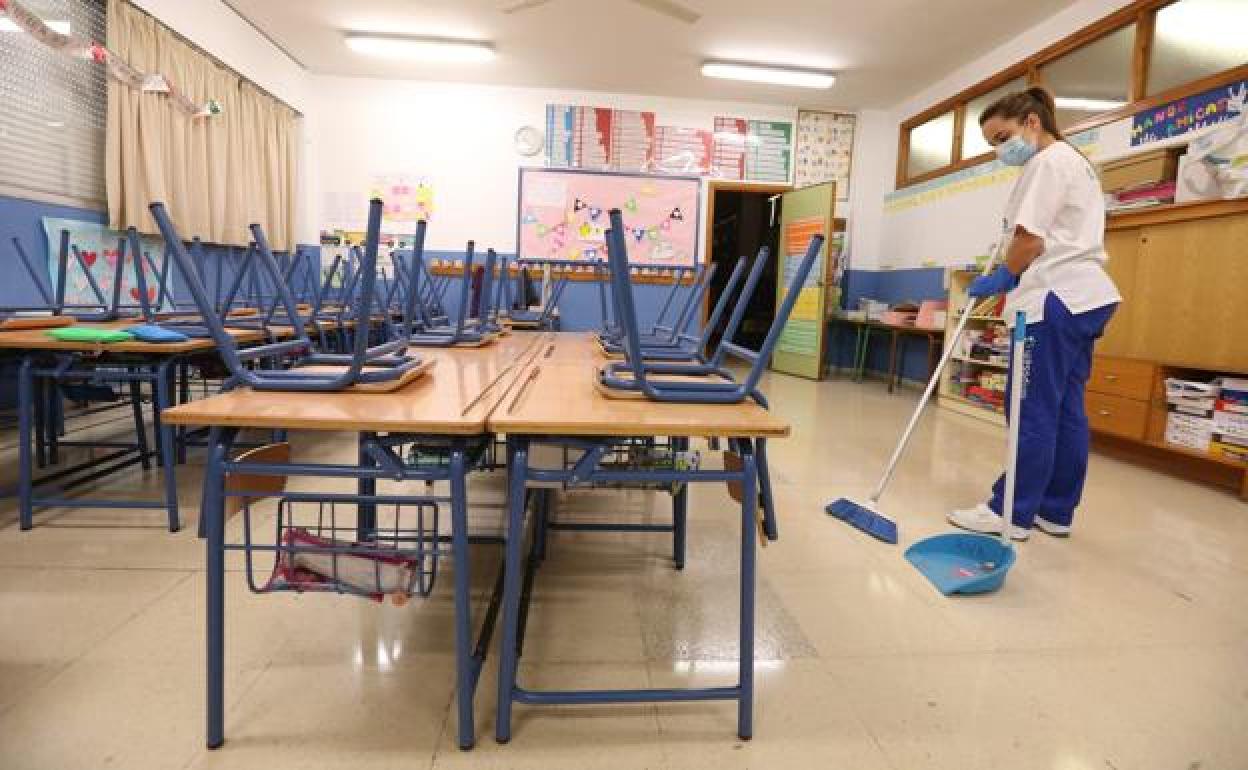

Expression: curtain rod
xmin=121 ymin=0 xmax=303 ymax=116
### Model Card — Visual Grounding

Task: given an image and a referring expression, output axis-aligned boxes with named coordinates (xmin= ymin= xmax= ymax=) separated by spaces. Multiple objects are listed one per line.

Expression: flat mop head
xmin=904 ymin=533 xmax=1015 ymax=595
xmin=825 ymin=498 xmax=898 ymax=544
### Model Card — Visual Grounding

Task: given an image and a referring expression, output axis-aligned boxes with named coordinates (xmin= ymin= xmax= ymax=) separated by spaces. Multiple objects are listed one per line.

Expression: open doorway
xmin=703 ymin=182 xmax=789 ymax=350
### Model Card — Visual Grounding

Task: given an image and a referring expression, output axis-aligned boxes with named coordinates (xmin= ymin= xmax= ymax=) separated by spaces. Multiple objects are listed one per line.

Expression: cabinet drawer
xmin=1086 ymin=391 xmax=1149 ymax=439
xmin=1088 ymin=356 xmax=1154 ymax=400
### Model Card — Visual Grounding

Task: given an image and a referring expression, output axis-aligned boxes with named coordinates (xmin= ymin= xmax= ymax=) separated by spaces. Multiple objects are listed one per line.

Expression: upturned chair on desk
xmin=150 ymin=198 xmax=426 ymax=393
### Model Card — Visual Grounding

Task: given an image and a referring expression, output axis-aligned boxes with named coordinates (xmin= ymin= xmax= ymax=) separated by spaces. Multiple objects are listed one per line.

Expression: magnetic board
xmin=516 ymin=168 xmax=700 ymax=266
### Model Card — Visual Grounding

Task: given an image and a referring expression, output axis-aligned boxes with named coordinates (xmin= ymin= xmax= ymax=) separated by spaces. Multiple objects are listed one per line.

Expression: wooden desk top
xmin=487 ymin=356 xmax=789 ymax=440
xmin=160 ymin=333 xmax=550 ymax=433
xmin=0 ymin=322 xmax=268 ymax=355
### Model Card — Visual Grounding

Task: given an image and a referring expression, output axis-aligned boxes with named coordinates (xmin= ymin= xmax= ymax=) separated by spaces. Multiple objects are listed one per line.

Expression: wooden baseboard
xmin=1091 ymin=432 xmax=1248 ymax=500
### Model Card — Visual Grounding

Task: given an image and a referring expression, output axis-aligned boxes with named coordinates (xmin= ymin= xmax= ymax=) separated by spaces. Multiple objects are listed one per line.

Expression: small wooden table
xmin=828 ymin=317 xmax=945 ymax=392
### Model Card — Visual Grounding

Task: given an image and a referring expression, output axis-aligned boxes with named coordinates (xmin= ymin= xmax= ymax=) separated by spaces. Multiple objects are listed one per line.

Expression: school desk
xmin=0 ymin=323 xmax=271 ymax=531
xmin=160 ymin=332 xmax=548 ymax=752
xmin=485 ymin=348 xmax=789 ymax=743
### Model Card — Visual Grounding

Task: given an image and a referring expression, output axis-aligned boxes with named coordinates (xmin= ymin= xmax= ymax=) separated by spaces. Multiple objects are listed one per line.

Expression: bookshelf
xmin=938 ymin=269 xmax=1007 ymax=427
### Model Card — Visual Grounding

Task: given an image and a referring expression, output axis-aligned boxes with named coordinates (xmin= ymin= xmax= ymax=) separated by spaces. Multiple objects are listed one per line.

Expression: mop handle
xmin=867 ymin=253 xmax=1005 ymax=504
xmin=1000 ymin=311 xmax=1027 ymax=544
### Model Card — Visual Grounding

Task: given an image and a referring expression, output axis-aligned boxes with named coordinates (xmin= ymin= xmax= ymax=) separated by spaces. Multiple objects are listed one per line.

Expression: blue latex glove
xmin=967 ymin=266 xmax=1019 ymax=298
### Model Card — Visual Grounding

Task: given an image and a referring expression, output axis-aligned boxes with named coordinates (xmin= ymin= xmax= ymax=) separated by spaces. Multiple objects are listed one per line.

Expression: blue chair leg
xmin=673 ymin=437 xmax=687 ymax=569
xmin=736 ymin=440 xmax=758 ymax=740
xmin=448 ymin=446 xmax=476 ymax=750
xmin=18 ymin=358 xmax=35 ymax=530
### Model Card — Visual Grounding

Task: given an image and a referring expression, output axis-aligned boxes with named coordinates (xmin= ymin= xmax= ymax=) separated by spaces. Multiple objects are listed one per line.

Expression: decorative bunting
xmin=669 ymin=207 xmax=684 ymax=221
xmin=624 ymin=197 xmax=638 ymax=213
xmin=573 ymin=198 xmax=587 ymax=211
xmin=632 ymin=227 xmax=646 ymax=243
xmin=588 ymin=206 xmax=602 ymax=221
xmin=0 ymin=0 xmax=221 ymax=118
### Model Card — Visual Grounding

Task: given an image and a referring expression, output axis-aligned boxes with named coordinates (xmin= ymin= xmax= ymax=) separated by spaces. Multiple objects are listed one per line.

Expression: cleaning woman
xmin=948 ymin=86 xmax=1121 ymax=540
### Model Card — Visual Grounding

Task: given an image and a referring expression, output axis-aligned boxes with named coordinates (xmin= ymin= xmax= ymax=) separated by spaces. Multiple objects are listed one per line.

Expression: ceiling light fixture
xmin=343 ymin=33 xmax=495 ymax=62
xmin=701 ymin=61 xmax=835 ymax=89
xmin=1054 ymin=96 xmax=1127 ymax=111
xmin=0 ymin=19 xmax=71 ymax=34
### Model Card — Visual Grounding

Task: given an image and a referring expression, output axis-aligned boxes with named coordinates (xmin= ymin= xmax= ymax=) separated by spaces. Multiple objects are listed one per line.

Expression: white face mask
xmin=996 ymin=132 xmax=1039 ymax=166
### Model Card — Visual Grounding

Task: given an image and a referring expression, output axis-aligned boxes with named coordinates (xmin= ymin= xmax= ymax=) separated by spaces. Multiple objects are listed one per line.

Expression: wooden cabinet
xmin=1086 ymin=390 xmax=1150 ymax=439
xmin=1099 ymin=201 xmax=1248 ymax=372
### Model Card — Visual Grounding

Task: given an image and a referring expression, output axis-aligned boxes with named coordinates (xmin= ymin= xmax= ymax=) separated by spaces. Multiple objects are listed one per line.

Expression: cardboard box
xmin=1100 ymin=148 xmax=1181 ymax=193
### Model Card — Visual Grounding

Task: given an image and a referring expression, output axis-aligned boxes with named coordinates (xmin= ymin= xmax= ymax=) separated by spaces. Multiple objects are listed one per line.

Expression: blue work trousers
xmin=989 ymin=292 xmax=1117 ymax=529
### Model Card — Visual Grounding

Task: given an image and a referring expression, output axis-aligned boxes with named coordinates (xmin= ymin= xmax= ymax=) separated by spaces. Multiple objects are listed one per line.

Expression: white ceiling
xmin=225 ymin=0 xmax=1080 ymax=109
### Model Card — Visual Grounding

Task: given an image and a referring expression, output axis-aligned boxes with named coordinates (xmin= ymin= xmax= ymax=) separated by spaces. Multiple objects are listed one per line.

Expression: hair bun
xmin=1027 ymin=86 xmax=1057 ymax=111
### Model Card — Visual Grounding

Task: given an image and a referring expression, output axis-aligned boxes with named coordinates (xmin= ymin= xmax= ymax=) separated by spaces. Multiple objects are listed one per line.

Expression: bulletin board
xmin=516 ymin=168 xmax=700 ymax=266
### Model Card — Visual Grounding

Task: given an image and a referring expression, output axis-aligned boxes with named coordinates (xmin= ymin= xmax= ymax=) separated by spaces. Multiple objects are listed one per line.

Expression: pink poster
xmin=517 ymin=169 xmax=699 ymax=267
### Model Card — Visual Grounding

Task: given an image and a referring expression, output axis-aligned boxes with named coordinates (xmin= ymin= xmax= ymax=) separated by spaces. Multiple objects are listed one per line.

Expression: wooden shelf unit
xmin=937 ymin=269 xmax=1006 ymax=427
xmin=1091 ymin=199 xmax=1248 ymax=499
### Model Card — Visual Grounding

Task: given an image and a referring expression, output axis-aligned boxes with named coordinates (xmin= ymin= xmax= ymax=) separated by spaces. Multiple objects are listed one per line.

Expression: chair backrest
xmin=678 ymin=254 xmax=747 ymax=356
xmin=538 ymin=273 xmax=570 ymax=325
xmin=605 ymin=208 xmax=823 ymax=401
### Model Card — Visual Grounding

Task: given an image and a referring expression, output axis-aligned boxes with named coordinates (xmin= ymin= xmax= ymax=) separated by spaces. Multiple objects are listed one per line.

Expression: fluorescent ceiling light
xmin=344 ymin=33 xmax=495 ymax=62
xmin=701 ymin=61 xmax=835 ymax=89
xmin=0 ymin=19 xmax=71 ymax=34
xmin=1054 ymin=97 xmax=1127 ymax=111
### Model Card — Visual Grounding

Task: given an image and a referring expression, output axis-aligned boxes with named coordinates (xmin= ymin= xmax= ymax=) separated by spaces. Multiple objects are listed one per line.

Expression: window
xmin=896 ymin=0 xmax=1248 ymax=188
xmin=907 ymin=111 xmax=956 ymax=179
xmin=0 ymin=0 xmax=107 ymax=207
xmin=962 ymin=77 xmax=1028 ymax=159
xmin=1040 ymin=24 xmax=1135 ymax=131
xmin=1148 ymin=0 xmax=1248 ymax=96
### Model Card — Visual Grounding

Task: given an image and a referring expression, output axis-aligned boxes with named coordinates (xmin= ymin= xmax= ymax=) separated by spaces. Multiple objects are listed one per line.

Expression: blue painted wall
xmin=827 ymin=266 xmax=948 ymax=383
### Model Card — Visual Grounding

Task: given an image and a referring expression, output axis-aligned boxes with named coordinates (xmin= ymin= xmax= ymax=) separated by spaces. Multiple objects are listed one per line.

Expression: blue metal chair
xmin=149 ymin=198 xmax=424 ymax=392
xmin=404 ymin=241 xmax=494 ymax=347
xmin=597 ymin=262 xmax=716 ymax=353
xmin=597 ymin=208 xmax=824 ymax=405
xmin=508 ymin=270 xmax=569 ymax=329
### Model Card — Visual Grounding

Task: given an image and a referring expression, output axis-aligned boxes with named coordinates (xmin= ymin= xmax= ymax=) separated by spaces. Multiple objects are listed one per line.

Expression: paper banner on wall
xmin=712 ymin=117 xmax=793 ymax=183
xmin=1131 ymin=79 xmax=1248 ymax=147
xmin=883 ymin=128 xmax=1102 ymax=214
xmin=367 ymin=174 xmax=435 ymax=224
xmin=517 ymin=169 xmax=698 ymax=266
xmin=41 ymin=218 xmax=170 ymax=310
xmin=776 ymin=215 xmax=827 ymax=355
xmin=545 ymin=104 xmax=656 ymax=171
xmin=795 ymin=110 xmax=856 ymax=197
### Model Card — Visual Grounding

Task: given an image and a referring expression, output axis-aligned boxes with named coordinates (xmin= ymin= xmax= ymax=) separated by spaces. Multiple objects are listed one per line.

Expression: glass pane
xmin=1149 ymin=0 xmax=1248 ymax=96
xmin=1041 ymin=24 xmax=1135 ymax=130
xmin=907 ymin=111 xmax=955 ymax=179
xmin=963 ymin=77 xmax=1028 ymax=158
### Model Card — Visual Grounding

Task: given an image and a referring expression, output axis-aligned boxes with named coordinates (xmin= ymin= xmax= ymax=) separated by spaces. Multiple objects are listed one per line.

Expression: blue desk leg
xmin=756 ymin=438 xmax=777 ymax=542
xmin=356 ymin=436 xmax=377 ymax=541
xmin=155 ymin=359 xmax=181 ymax=532
xmin=737 ymin=440 xmax=758 ymax=740
xmin=448 ymin=446 xmax=476 ymax=750
xmin=204 ymin=426 xmax=238 ymax=750
xmin=18 ymin=357 xmax=35 ymax=530
xmin=177 ymin=364 xmax=190 ymax=464
xmin=495 ymin=436 xmax=529 ymax=744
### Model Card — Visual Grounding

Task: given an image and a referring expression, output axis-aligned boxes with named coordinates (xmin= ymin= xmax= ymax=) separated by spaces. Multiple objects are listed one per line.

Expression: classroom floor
xmin=1 ymin=370 xmax=1246 ymax=770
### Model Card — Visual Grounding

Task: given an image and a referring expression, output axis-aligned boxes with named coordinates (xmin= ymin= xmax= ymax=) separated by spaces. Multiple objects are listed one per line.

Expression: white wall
xmin=844 ymin=109 xmax=893 ymax=271
xmin=305 ymin=76 xmax=802 ymax=256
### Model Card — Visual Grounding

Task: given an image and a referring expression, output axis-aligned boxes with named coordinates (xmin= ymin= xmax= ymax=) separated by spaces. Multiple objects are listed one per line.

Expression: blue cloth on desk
xmin=125 ymin=324 xmax=190 ymax=343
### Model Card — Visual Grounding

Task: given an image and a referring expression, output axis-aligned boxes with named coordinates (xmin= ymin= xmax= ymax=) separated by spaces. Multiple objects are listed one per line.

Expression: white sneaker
xmin=947 ymin=503 xmax=1030 ymax=541
xmin=1034 ymin=515 xmax=1071 ymax=537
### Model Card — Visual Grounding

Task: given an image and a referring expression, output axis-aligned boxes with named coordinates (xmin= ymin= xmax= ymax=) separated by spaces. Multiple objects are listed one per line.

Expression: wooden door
xmin=771 ymin=182 xmax=837 ymax=379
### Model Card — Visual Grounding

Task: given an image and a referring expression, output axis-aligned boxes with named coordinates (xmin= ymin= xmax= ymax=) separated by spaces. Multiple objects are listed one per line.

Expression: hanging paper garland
xmin=0 ymin=0 xmax=221 ymax=119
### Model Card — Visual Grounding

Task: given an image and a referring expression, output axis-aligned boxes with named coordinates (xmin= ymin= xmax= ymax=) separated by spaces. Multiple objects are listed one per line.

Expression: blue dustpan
xmin=904 ymin=533 xmax=1015 ymax=595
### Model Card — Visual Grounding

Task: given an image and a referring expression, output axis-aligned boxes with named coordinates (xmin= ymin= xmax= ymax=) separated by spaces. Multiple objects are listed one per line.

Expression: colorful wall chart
xmin=1131 ymin=79 xmax=1248 ymax=147
xmin=545 ymin=105 xmax=657 ymax=171
xmin=41 ymin=218 xmax=168 ymax=309
xmin=776 ymin=215 xmax=825 ymax=356
xmin=795 ymin=110 xmax=856 ymax=195
xmin=516 ymin=169 xmax=699 ymax=266
xmin=545 ymin=103 xmax=794 ymax=183
xmin=712 ymin=118 xmax=794 ymax=182
xmin=321 ymin=176 xmax=434 ymax=233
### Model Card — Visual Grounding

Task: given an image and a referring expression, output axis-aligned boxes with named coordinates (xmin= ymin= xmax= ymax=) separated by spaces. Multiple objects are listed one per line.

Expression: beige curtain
xmin=106 ymin=0 xmax=298 ymax=249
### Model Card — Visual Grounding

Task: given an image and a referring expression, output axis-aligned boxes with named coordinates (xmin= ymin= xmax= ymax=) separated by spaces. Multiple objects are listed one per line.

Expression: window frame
xmin=895 ymin=0 xmax=1248 ymax=188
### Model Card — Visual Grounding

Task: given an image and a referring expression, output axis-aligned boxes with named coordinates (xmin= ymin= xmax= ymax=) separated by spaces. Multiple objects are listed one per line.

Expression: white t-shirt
xmin=1002 ymin=141 xmax=1121 ymax=326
